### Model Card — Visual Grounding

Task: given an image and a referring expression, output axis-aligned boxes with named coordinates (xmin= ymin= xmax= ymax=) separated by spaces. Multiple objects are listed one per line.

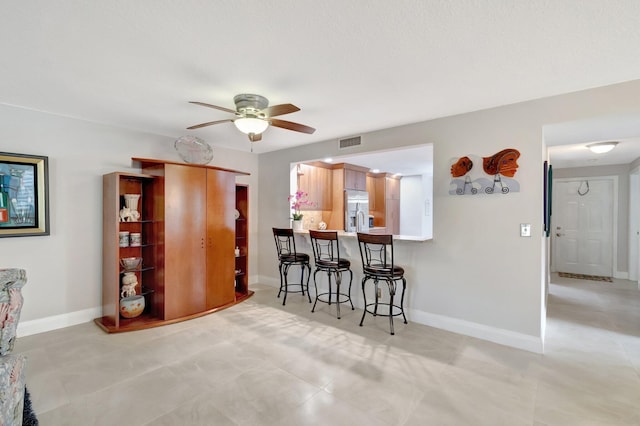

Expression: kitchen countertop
xmin=294 ymin=229 xmax=432 ymax=242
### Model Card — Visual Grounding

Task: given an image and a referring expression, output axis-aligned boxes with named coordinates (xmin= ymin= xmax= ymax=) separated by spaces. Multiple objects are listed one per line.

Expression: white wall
xmin=422 ymin=174 xmax=433 ymax=239
xmin=0 ymin=105 xmax=259 ymax=335
xmin=399 ymin=175 xmax=426 ymax=237
xmin=257 ymin=79 xmax=640 ymax=353
xmin=6 ymin=79 xmax=640 ymax=350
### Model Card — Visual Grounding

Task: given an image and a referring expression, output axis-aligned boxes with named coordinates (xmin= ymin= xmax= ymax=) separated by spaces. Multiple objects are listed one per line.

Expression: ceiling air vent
xmin=339 ymin=136 xmax=362 ymax=149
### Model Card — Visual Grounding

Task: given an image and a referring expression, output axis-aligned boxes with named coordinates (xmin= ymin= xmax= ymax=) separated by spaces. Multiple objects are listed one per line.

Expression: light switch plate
xmin=520 ymin=223 xmax=531 ymax=237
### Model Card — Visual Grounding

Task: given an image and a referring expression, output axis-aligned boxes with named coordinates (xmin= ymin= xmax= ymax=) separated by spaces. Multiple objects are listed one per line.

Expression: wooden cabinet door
xmin=386 ymin=177 xmax=400 ymax=200
xmin=328 ymin=168 xmax=345 ymax=230
xmin=297 ymin=164 xmax=311 ymax=205
xmin=164 ymin=164 xmax=207 ymax=320
xmin=298 ymin=164 xmax=332 ymax=210
xmin=386 ymin=198 xmax=400 ymax=235
xmin=367 ymin=176 xmax=386 ymax=226
xmin=366 ymin=176 xmax=376 ymax=210
xmin=297 ymin=164 xmax=315 ymax=211
xmin=345 ymin=168 xmax=366 ymax=190
xmin=317 ymin=166 xmax=332 ymax=209
xmin=206 ymin=169 xmax=236 ymax=309
xmin=298 ymin=164 xmax=332 ymax=211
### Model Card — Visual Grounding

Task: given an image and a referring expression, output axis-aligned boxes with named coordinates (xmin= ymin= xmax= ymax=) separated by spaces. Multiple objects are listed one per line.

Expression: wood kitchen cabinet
xmin=344 ymin=166 xmax=367 ymax=191
xmin=385 ymin=197 xmax=400 ymax=234
xmin=367 ymin=174 xmax=386 ymax=213
xmin=324 ymin=163 xmax=371 ymax=230
xmin=386 ymin=176 xmax=400 ymax=200
xmin=297 ymin=163 xmax=332 ymax=210
xmin=366 ymin=175 xmax=376 ymax=210
xmin=384 ymin=176 xmax=401 ymax=234
xmin=96 ymin=159 xmax=252 ymax=333
xmin=366 ymin=173 xmax=401 ymax=234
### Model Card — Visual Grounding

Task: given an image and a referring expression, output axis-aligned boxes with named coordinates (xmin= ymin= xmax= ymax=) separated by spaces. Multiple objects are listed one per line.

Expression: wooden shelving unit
xmin=96 ymin=172 xmax=160 ymax=332
xmin=95 ymin=161 xmax=253 ymax=333
xmin=235 ymin=184 xmax=251 ymax=300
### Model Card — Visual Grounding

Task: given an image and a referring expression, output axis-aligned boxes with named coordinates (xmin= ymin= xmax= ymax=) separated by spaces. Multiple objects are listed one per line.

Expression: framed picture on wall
xmin=0 ymin=152 xmax=50 ymax=237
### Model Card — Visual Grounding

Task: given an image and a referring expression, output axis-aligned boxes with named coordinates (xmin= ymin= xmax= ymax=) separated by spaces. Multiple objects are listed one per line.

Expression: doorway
xmin=551 ymin=177 xmax=616 ymax=277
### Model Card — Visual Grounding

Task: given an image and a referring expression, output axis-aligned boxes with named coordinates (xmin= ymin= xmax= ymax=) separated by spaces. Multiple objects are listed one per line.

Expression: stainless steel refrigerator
xmin=344 ymin=189 xmax=369 ymax=232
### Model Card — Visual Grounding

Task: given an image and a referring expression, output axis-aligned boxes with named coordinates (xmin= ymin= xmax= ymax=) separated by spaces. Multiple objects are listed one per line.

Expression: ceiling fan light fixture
xmin=587 ymin=141 xmax=618 ymax=154
xmin=234 ymin=117 xmax=269 ymax=135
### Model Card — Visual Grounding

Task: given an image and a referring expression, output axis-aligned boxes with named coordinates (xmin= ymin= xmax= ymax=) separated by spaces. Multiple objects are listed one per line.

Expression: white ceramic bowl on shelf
xmin=120 ymin=257 xmax=142 ymax=271
xmin=120 ymin=295 xmax=145 ymax=318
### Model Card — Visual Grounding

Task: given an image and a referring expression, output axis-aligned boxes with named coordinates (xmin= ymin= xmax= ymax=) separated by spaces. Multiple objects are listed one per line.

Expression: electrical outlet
xmin=520 ymin=223 xmax=531 ymax=237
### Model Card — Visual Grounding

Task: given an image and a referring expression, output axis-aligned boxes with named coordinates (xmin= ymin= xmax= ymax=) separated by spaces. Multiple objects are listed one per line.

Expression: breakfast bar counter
xmin=289 ymin=229 xmax=427 ymax=327
xmin=293 ymin=229 xmax=432 ymax=242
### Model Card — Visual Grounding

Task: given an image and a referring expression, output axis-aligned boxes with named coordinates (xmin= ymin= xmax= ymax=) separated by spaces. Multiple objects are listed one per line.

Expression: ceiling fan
xmin=187 ymin=94 xmax=316 ymax=142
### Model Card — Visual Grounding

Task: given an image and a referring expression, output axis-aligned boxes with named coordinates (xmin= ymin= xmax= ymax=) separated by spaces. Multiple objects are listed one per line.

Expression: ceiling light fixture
xmin=587 ymin=141 xmax=618 ymax=154
xmin=234 ymin=117 xmax=269 ymax=135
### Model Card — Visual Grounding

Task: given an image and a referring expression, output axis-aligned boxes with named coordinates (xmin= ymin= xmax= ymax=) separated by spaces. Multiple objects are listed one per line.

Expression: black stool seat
xmin=309 ymin=230 xmax=354 ymax=319
xmin=273 ymin=227 xmax=311 ymax=305
xmin=317 ymin=258 xmax=351 ymax=269
xmin=281 ymin=253 xmax=310 ymax=263
xmin=357 ymin=232 xmax=408 ymax=335
xmin=364 ymin=264 xmax=405 ymax=277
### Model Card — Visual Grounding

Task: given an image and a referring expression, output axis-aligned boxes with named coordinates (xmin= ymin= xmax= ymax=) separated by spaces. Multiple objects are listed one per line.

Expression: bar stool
xmin=309 ymin=230 xmax=354 ymax=319
xmin=357 ymin=232 xmax=408 ymax=335
xmin=272 ymin=227 xmax=311 ymax=305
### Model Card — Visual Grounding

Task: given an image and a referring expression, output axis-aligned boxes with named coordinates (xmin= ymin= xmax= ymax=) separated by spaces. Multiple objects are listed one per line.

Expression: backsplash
xmin=301 ymin=210 xmax=324 ymax=230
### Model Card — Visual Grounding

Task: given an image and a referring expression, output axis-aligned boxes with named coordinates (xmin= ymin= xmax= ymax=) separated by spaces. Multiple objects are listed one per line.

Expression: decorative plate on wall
xmin=174 ymin=135 xmax=214 ymax=164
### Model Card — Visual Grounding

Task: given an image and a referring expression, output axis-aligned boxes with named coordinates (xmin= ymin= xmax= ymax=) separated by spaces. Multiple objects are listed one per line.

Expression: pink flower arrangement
xmin=289 ymin=190 xmax=314 ymax=220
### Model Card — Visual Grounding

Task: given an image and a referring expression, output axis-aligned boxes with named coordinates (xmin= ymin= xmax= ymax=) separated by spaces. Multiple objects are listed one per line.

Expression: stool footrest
xmin=315 ymin=292 xmax=352 ymax=305
xmin=280 ymin=285 xmax=308 ymax=294
xmin=363 ymin=302 xmax=405 ymax=318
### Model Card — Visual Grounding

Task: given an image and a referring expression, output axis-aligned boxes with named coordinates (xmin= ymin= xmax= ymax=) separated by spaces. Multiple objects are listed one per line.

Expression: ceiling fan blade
xmin=248 ymin=133 xmax=262 ymax=142
xmin=270 ymin=118 xmax=316 ymax=134
xmin=189 ymin=101 xmax=237 ymax=114
xmin=262 ymin=103 xmax=300 ymax=118
xmin=187 ymin=119 xmax=233 ymax=130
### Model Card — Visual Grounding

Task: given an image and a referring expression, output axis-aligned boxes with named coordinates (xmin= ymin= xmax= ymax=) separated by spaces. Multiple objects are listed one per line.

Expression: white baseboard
xmin=257 ymin=274 xmax=543 ymax=353
xmin=19 ymin=278 xmax=543 ymax=354
xmin=18 ymin=307 xmax=101 ymax=337
xmin=614 ymin=271 xmax=629 ymax=280
xmin=409 ymin=308 xmax=544 ymax=354
xmin=16 ymin=276 xmax=278 ymax=337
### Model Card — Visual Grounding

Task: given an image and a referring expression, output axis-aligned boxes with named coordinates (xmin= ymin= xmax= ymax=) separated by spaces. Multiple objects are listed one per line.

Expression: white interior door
xmin=552 ymin=179 xmax=613 ymax=276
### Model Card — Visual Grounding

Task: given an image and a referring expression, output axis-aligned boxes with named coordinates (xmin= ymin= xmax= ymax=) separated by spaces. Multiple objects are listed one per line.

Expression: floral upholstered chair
xmin=0 ymin=269 xmax=27 ymax=425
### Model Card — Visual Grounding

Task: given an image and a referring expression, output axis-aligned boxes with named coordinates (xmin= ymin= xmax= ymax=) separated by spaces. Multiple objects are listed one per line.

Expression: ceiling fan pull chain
xmin=577 ymin=180 xmax=589 ymax=196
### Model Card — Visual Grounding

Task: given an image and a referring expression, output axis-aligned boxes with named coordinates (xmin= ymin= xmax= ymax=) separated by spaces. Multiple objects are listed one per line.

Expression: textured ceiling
xmin=2 ymin=1 xmax=640 ymax=163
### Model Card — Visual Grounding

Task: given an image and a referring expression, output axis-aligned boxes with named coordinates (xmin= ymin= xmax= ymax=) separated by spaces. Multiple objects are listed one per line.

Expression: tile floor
xmin=15 ymin=273 xmax=640 ymax=425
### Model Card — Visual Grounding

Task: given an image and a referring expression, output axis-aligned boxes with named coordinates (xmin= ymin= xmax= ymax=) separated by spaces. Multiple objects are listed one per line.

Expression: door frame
xmin=629 ymin=166 xmax=640 ymax=283
xmin=551 ymin=175 xmax=619 ymax=277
